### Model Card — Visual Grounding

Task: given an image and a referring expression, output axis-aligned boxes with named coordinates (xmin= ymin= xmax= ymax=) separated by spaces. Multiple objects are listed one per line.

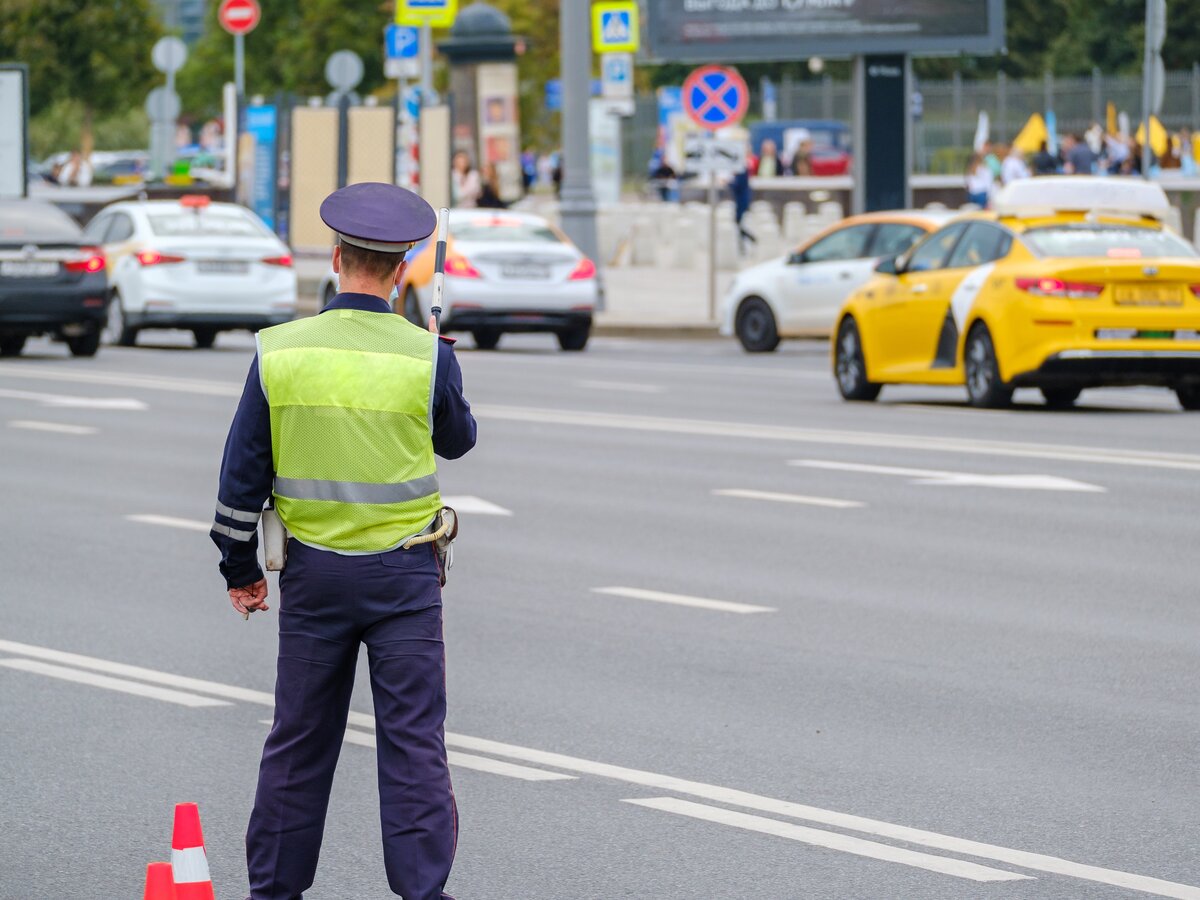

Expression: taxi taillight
xmin=138 ymin=250 xmax=186 ymax=266
xmin=445 ymin=255 xmax=482 ymax=279
xmin=1015 ymin=277 xmax=1104 ymax=298
xmin=262 ymin=254 xmax=293 ymax=267
xmin=568 ymin=257 xmax=596 ymax=281
xmin=1188 ymin=285 xmax=1200 ymax=298
xmin=64 ymin=247 xmax=105 ymax=273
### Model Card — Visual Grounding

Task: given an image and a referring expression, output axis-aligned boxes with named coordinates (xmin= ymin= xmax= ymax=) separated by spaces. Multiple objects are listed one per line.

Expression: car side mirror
xmin=786 ymin=251 xmax=806 ymax=265
xmin=875 ymin=255 xmax=900 ymax=275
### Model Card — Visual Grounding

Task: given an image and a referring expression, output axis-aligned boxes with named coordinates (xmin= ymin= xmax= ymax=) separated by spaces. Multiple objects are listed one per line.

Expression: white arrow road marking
xmin=593 ymin=587 xmax=775 ymax=614
xmin=127 ymin=514 xmax=211 ymax=532
xmin=624 ymin=798 xmax=1029 ymax=883
xmin=713 ymin=488 xmax=865 ymax=509
xmin=8 ymin=420 xmax=97 ymax=435
xmin=7 ymin=638 xmax=1200 ymax=898
xmin=0 ymin=658 xmax=230 ymax=708
xmin=0 ymin=387 xmax=146 ymax=410
xmin=790 ymin=460 xmax=1107 ymax=493
xmin=441 ymin=495 xmax=512 ymax=516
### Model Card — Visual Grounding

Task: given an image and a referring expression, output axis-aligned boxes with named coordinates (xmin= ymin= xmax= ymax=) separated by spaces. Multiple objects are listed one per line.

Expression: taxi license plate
xmin=197 ymin=260 xmax=250 ymax=275
xmin=501 ymin=264 xmax=550 ymax=280
xmin=1113 ymin=284 xmax=1183 ymax=306
xmin=0 ymin=261 xmax=58 ymax=278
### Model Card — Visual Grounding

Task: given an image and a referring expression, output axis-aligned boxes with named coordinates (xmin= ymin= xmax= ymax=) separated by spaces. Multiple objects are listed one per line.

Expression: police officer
xmin=210 ymin=182 xmax=476 ymax=900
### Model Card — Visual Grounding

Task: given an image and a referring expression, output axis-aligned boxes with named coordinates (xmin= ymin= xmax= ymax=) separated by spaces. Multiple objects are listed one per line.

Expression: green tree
xmin=0 ymin=0 xmax=162 ymax=153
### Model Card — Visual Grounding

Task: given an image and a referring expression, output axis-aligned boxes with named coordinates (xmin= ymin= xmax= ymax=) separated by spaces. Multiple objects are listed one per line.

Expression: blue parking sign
xmin=386 ymin=25 xmax=419 ymax=59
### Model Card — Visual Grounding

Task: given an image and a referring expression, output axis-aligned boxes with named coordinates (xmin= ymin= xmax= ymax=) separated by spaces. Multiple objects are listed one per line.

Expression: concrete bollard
xmin=818 ymin=200 xmax=844 ymax=220
xmin=672 ymin=214 xmax=700 ymax=269
xmin=630 ymin=216 xmax=658 ymax=266
xmin=783 ymin=203 xmax=807 ymax=241
xmin=716 ymin=219 xmax=740 ymax=270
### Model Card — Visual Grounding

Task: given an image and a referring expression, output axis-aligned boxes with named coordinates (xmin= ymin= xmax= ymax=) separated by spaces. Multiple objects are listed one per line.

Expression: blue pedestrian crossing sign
xmin=386 ymin=25 xmax=419 ymax=60
xmin=592 ymin=1 xmax=639 ymax=54
xmin=682 ymin=65 xmax=749 ymax=131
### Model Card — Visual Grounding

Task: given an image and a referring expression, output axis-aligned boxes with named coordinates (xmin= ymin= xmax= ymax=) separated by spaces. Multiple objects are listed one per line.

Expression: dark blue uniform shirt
xmin=211 ymin=292 xmax=477 ymax=589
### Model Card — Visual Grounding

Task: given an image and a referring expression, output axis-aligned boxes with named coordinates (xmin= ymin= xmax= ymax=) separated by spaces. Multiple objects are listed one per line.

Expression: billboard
xmin=0 ymin=65 xmax=28 ymax=199
xmin=646 ymin=0 xmax=1004 ymax=61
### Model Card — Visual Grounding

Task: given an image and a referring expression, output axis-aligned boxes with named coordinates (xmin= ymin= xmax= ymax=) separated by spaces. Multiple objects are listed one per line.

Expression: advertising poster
xmin=244 ymin=104 xmax=278 ymax=231
xmin=0 ymin=66 xmax=28 ymax=199
xmin=476 ymin=63 xmax=522 ymax=202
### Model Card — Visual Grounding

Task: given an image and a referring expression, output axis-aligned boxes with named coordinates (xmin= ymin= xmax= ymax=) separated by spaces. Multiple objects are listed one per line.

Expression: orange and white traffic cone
xmin=170 ymin=803 xmax=216 ymax=900
xmin=143 ymin=862 xmax=177 ymax=900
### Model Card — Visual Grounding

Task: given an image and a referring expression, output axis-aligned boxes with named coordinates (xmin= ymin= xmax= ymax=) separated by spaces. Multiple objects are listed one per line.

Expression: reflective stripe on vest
xmin=258 ymin=309 xmax=441 ymax=553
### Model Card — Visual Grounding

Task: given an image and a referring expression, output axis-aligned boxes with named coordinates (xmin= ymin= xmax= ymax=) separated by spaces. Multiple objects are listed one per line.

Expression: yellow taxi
xmin=832 ymin=178 xmax=1200 ymax=410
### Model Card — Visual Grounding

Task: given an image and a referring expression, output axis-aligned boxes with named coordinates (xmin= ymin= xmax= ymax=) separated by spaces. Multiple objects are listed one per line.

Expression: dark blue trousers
xmin=247 ymin=540 xmax=457 ymax=900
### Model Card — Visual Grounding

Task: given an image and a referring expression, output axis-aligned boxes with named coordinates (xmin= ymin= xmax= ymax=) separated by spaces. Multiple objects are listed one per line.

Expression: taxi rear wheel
xmin=834 ymin=317 xmax=881 ymax=402
xmin=102 ymin=295 xmax=137 ymax=347
xmin=1040 ymin=387 xmax=1081 ymax=409
xmin=473 ymin=329 xmax=501 ymax=350
xmin=964 ymin=324 xmax=1013 ymax=408
xmin=1176 ymin=383 xmax=1200 ymax=411
xmin=192 ymin=329 xmax=217 ymax=349
xmin=735 ymin=297 xmax=780 ymax=353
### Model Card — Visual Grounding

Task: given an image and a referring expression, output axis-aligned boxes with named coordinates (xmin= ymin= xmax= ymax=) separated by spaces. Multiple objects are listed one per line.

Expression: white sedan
xmin=319 ymin=210 xmax=601 ymax=351
xmin=719 ymin=209 xmax=956 ymax=351
xmin=84 ymin=196 xmax=296 ymax=348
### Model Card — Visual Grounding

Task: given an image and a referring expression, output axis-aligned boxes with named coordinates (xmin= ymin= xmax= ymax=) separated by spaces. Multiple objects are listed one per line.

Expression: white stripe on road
xmin=0 ymin=365 xmax=240 ymax=397
xmin=126 ymin=514 xmax=211 ymax=532
xmin=8 ymin=637 xmax=1198 ymax=898
xmin=440 ymin=495 xmax=513 ymax=516
xmin=473 ymin=404 xmax=1200 ymax=472
xmin=791 ymin=460 xmax=1107 ymax=493
xmin=712 ymin=488 xmax=865 ymax=509
xmin=0 ymin=387 xmax=146 ymax=410
xmin=624 ymin=798 xmax=1029 ymax=883
xmin=8 ymin=420 xmax=97 ymax=435
xmin=0 ymin=658 xmax=230 ymax=708
xmin=576 ymin=380 xmax=665 ymax=394
xmin=592 ymin=586 xmax=775 ymax=614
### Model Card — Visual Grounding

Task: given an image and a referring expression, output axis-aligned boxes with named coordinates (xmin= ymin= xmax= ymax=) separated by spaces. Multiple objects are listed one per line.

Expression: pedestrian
xmin=1032 ymin=140 xmax=1059 ymax=176
xmin=1000 ymin=145 xmax=1030 ymax=185
xmin=756 ymin=138 xmax=781 ymax=178
xmin=60 ymin=150 xmax=93 ymax=187
xmin=789 ymin=138 xmax=813 ymax=177
xmin=211 ymin=181 xmax=477 ymax=900
xmin=648 ymin=149 xmax=678 ymax=202
xmin=730 ymin=163 xmax=756 ymax=254
xmin=965 ymin=152 xmax=993 ymax=208
xmin=1061 ymin=134 xmax=1097 ymax=175
xmin=1180 ymin=128 xmax=1197 ymax=176
xmin=450 ymin=151 xmax=481 ymax=208
xmin=477 ymin=162 xmax=507 ymax=209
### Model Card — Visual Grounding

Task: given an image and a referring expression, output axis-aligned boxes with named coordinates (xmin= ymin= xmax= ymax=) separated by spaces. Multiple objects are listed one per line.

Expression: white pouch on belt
xmin=261 ymin=503 xmax=289 ymax=572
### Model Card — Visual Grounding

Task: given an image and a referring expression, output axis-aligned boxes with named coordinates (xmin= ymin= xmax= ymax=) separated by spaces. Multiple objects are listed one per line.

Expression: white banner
xmin=0 ymin=68 xmax=27 ymax=199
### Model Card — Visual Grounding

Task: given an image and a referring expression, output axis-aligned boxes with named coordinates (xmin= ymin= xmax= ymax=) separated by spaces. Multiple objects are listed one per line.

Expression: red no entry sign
xmin=218 ymin=0 xmax=261 ymax=36
xmin=682 ymin=65 xmax=749 ymax=131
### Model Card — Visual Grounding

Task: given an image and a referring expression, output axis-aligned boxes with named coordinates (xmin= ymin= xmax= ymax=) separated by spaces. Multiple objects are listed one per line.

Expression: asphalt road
xmin=1 ymin=328 xmax=1197 ymax=900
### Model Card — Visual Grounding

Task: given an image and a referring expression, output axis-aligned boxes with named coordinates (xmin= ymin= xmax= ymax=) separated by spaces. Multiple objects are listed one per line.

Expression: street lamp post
xmin=558 ymin=0 xmax=599 ymax=264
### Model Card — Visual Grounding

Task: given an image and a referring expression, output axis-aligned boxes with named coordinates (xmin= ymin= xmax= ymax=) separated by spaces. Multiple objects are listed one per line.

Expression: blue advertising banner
xmin=244 ymin=104 xmax=277 ymax=231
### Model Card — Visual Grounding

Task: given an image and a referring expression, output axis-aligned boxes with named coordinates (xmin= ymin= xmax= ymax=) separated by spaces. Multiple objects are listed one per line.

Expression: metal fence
xmin=620 ymin=67 xmax=1200 ymax=179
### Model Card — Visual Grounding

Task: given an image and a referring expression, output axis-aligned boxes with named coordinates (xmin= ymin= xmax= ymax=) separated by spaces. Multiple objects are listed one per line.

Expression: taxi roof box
xmin=994 ymin=176 xmax=1170 ymax=222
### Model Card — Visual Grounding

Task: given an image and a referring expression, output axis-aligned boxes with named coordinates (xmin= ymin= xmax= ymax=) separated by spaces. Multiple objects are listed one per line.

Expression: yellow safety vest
xmin=257 ymin=307 xmax=442 ymax=553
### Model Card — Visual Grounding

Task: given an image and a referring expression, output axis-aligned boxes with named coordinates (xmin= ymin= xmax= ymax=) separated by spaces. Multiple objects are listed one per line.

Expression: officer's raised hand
xmin=229 ymin=578 xmax=269 ymax=617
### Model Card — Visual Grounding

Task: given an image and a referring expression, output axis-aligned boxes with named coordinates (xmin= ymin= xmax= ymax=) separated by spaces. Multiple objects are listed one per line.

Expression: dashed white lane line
xmin=624 ymin=798 xmax=1029 ymax=883
xmin=127 ymin=514 xmax=210 ymax=532
xmin=790 ymin=460 xmax=1106 ymax=493
xmin=576 ymin=380 xmax=665 ymax=394
xmin=712 ymin=488 xmax=865 ymax=509
xmin=592 ymin=586 xmax=775 ymax=614
xmin=5 ymin=637 xmax=1199 ymax=898
xmin=440 ymin=495 xmax=512 ymax=516
xmin=8 ymin=420 xmax=97 ymax=435
xmin=0 ymin=658 xmax=230 ymax=708
xmin=0 ymin=386 xmax=147 ymax=410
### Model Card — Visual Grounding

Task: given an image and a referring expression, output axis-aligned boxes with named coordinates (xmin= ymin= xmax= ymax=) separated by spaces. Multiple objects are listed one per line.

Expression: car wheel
xmin=66 ymin=328 xmax=101 ymax=358
xmin=1176 ymin=383 xmax=1200 ymax=411
xmin=0 ymin=335 xmax=26 ymax=357
xmin=103 ymin=296 xmax=137 ymax=347
xmin=834 ymin=317 xmax=881 ymax=402
xmin=1040 ymin=387 xmax=1081 ymax=409
xmin=192 ymin=328 xmax=217 ymax=349
xmin=557 ymin=325 xmax=590 ymax=352
xmin=734 ymin=297 xmax=780 ymax=353
xmin=473 ymin=329 xmax=501 ymax=350
xmin=964 ymin=324 xmax=1012 ymax=408
xmin=403 ymin=287 xmax=422 ymax=327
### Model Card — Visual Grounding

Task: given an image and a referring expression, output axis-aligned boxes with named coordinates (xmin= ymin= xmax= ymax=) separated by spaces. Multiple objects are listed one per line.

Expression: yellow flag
xmin=1012 ymin=113 xmax=1048 ymax=154
xmin=1135 ymin=116 xmax=1169 ymax=158
xmin=1105 ymin=102 xmax=1117 ymax=135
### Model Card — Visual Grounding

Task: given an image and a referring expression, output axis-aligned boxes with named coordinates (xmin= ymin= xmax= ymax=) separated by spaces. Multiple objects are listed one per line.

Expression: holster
xmin=404 ymin=507 xmax=459 ymax=587
xmin=261 ymin=503 xmax=289 ymax=572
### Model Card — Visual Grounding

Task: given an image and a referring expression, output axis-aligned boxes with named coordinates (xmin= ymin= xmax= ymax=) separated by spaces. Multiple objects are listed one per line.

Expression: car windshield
xmin=0 ymin=202 xmax=81 ymax=242
xmin=148 ymin=211 xmax=268 ymax=238
xmin=453 ymin=219 xmax=561 ymax=244
xmin=1023 ymin=225 xmax=1197 ymax=259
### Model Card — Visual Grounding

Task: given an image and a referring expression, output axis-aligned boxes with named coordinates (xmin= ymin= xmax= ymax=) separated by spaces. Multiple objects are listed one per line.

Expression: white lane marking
xmin=713 ymin=488 xmax=865 ymax=509
xmin=8 ymin=420 xmax=97 ymax=435
xmin=127 ymin=514 xmax=211 ymax=532
xmin=576 ymin=379 xmax=665 ymax=394
xmin=462 ymin=355 xmax=829 ymax=381
xmin=0 ymin=639 xmax=275 ymax=706
xmin=0 ymin=365 xmax=241 ymax=397
xmin=0 ymin=658 xmax=230 ymax=708
xmin=0 ymin=387 xmax=147 ymax=411
xmin=593 ymin=586 xmax=776 ymax=614
xmin=791 ymin=460 xmax=1107 ymax=493
xmin=275 ymin=722 xmax=578 ymax=782
xmin=624 ymin=798 xmax=1029 ymax=884
xmin=9 ymin=637 xmax=1198 ymax=898
xmin=440 ymin=495 xmax=512 ymax=516
xmin=474 ymin=404 xmax=1200 ymax=472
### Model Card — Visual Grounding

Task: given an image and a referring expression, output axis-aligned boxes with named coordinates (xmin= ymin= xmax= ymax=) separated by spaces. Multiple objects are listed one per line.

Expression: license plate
xmin=197 ymin=260 xmax=250 ymax=275
xmin=1113 ymin=285 xmax=1183 ymax=306
xmin=0 ymin=261 xmax=58 ymax=278
xmin=500 ymin=264 xmax=550 ymax=280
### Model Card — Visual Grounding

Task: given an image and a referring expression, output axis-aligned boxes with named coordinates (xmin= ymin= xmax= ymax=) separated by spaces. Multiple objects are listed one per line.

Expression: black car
xmin=0 ymin=199 xmax=110 ymax=357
